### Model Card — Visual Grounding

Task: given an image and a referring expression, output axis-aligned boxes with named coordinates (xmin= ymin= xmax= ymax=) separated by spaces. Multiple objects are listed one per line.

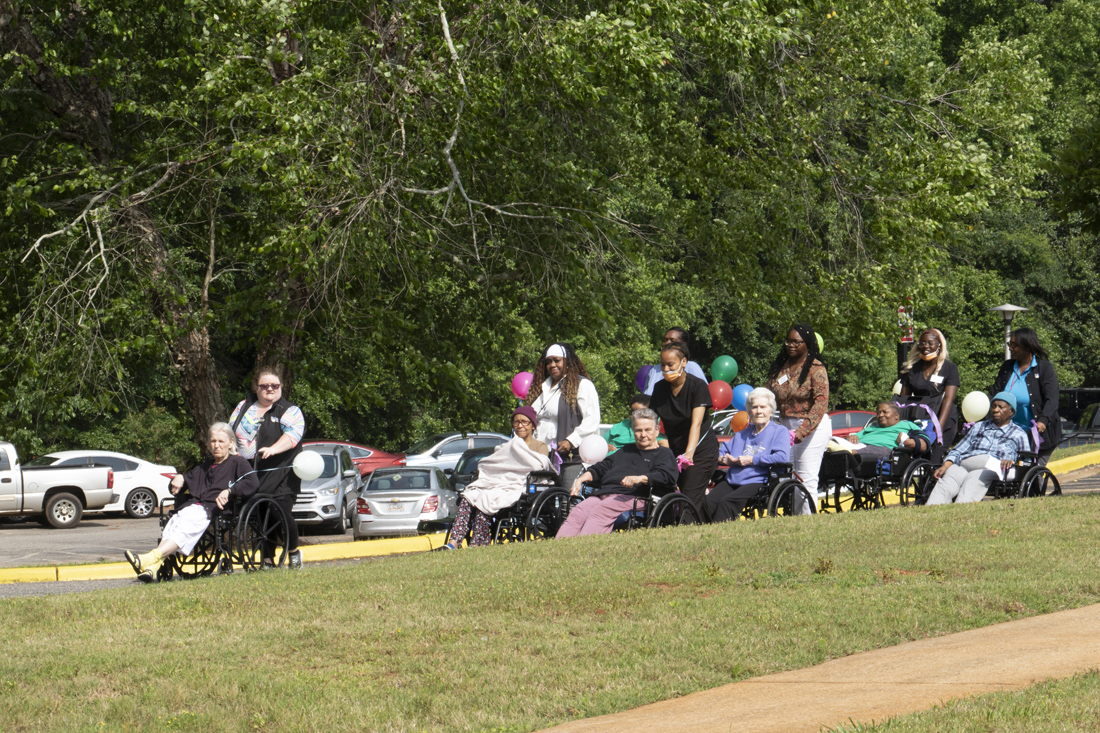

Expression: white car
xmin=29 ymin=450 xmax=176 ymax=518
xmin=400 ymin=432 xmax=510 ymax=472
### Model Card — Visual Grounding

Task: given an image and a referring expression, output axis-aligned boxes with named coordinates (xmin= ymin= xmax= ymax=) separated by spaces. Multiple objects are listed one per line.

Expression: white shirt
xmin=530 ymin=377 xmax=601 ymax=447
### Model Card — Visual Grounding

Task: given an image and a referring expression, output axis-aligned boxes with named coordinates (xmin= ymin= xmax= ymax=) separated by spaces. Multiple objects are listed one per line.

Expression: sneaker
xmin=136 ymin=564 xmax=160 ymax=584
xmin=288 ymin=549 xmax=303 ymax=570
xmin=433 ymin=543 xmax=456 ymax=551
xmin=125 ymin=549 xmax=142 ymax=574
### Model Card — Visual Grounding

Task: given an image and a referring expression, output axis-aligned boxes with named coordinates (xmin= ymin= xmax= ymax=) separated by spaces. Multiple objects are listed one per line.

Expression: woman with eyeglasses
xmin=526 ymin=343 xmax=602 ymax=462
xmin=765 ymin=324 xmax=830 ymax=511
xmin=440 ymin=406 xmax=552 ymax=549
xmin=228 ymin=365 xmax=306 ymax=568
xmin=899 ymin=328 xmax=960 ymax=449
xmin=989 ymin=327 xmax=1062 ymax=464
xmin=649 ymin=340 xmax=719 ymax=521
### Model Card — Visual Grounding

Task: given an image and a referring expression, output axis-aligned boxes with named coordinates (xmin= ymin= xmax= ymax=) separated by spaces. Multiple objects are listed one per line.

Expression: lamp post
xmin=988 ymin=304 xmax=1028 ymax=360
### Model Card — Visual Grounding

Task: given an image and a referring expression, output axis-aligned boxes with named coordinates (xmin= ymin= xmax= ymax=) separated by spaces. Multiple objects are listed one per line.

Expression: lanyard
xmin=1007 ymin=362 xmax=1033 ymax=392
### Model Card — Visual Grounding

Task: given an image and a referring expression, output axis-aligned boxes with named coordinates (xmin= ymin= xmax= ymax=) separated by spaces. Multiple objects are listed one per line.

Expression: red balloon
xmin=709 ymin=380 xmax=732 ymax=411
xmin=730 ymin=411 xmax=749 ymax=432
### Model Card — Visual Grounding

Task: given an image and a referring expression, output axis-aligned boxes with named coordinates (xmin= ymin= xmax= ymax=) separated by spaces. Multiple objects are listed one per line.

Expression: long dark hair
xmin=1010 ymin=327 xmax=1049 ymax=361
xmin=766 ymin=323 xmax=821 ymax=387
xmin=525 ymin=342 xmax=590 ymax=409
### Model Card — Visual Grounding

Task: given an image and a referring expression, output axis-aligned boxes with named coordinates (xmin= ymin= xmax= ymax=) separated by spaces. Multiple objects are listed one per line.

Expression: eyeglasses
xmin=258 ymin=383 xmax=281 ymax=391
xmin=1008 ymin=341 xmax=1019 ymax=348
xmin=784 ymin=339 xmax=805 ymax=346
xmin=917 ymin=340 xmax=939 ymax=347
xmin=511 ymin=419 xmax=533 ymax=427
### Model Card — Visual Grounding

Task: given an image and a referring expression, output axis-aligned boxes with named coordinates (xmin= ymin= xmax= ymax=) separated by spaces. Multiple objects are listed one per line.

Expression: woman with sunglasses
xmin=440 ymin=406 xmax=552 ymax=549
xmin=765 ymin=324 xmax=830 ymax=511
xmin=228 ymin=365 xmax=306 ymax=568
xmin=526 ymin=343 xmax=602 ymax=462
xmin=989 ymin=327 xmax=1062 ymax=464
xmin=899 ymin=328 xmax=961 ymax=449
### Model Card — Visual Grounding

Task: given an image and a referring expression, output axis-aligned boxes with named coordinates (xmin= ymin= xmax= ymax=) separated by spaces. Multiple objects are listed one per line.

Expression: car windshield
xmin=454 ymin=453 xmax=486 ymax=476
xmin=24 ymin=456 xmax=59 ymax=467
xmin=404 ymin=434 xmax=448 ymax=455
xmin=365 ymin=471 xmax=433 ymax=492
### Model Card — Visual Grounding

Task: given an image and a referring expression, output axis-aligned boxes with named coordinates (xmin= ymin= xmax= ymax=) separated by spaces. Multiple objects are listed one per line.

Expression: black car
xmin=449 ymin=446 xmax=496 ymax=492
xmin=1060 ymin=403 xmax=1100 ymax=447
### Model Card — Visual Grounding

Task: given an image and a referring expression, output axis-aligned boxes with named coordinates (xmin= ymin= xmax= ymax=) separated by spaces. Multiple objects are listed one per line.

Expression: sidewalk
xmin=540 ymin=602 xmax=1100 ymax=733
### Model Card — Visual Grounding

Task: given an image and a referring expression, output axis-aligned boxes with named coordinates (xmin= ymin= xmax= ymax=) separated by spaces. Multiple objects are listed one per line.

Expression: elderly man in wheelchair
xmin=926 ymin=392 xmax=1030 ymax=505
xmin=125 ymin=423 xmax=258 ymax=582
xmin=818 ymin=400 xmax=935 ymax=511
xmin=555 ymin=408 xmax=679 ymax=536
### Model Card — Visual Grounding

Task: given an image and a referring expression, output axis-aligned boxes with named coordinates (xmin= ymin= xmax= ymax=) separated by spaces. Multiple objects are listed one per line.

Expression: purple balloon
xmin=511 ymin=371 xmax=534 ymax=400
xmin=635 ymin=365 xmax=653 ymax=392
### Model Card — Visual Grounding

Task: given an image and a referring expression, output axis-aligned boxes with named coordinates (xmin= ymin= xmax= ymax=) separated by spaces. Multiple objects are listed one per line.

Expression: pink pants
xmin=556 ymin=493 xmax=641 ymax=538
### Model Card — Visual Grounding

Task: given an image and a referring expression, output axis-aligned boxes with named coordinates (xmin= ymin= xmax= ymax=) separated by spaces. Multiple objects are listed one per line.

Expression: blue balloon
xmin=731 ymin=384 xmax=754 ymax=412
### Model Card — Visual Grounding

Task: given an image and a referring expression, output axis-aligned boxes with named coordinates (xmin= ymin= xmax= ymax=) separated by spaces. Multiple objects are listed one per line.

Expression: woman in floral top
xmin=765 ymin=324 xmax=831 ymax=511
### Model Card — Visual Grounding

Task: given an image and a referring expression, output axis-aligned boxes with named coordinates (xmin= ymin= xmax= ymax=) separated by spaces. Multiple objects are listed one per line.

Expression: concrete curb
xmin=1047 ymin=448 xmax=1100 ymax=475
xmin=0 ymin=532 xmax=449 ymax=585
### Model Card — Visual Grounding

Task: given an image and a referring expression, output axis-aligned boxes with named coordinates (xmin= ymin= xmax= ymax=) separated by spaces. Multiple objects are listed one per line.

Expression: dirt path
xmin=540 ymin=602 xmax=1100 ymax=733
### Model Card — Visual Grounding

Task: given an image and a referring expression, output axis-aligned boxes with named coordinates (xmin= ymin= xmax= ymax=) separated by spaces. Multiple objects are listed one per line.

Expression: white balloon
xmin=961 ymin=391 xmax=991 ymax=423
xmin=892 ymin=380 xmax=902 ymax=396
xmin=578 ymin=435 xmax=609 ymax=465
xmin=293 ymin=450 xmax=325 ymax=481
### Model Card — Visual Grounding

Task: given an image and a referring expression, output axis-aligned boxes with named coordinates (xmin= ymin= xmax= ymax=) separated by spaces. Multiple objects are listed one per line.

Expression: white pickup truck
xmin=0 ymin=442 xmax=116 ymax=528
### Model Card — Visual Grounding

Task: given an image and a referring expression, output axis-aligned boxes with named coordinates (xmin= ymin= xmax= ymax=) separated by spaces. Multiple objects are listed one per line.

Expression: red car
xmin=301 ymin=440 xmax=404 ymax=477
xmin=828 ymin=410 xmax=875 ymax=439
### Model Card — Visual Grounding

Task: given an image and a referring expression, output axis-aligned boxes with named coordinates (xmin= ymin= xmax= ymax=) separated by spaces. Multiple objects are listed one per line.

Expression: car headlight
xmin=315 ymin=486 xmax=338 ymax=497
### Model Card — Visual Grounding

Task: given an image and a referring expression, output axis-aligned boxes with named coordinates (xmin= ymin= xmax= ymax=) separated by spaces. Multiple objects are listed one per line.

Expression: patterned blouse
xmin=765 ymin=359 xmax=829 ymax=441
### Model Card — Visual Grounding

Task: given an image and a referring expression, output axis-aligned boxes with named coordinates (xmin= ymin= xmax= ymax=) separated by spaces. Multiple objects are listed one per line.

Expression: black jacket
xmin=586 ymin=444 xmax=679 ymax=498
xmin=990 ymin=358 xmax=1062 ymax=452
xmin=231 ymin=395 xmax=304 ymax=498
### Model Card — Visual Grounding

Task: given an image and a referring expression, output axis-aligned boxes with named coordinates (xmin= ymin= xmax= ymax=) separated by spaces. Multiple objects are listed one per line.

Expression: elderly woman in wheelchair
xmin=125 ymin=423 xmax=258 ymax=582
xmin=818 ymin=401 xmax=934 ymax=511
xmin=555 ymin=408 xmax=679 ymax=536
xmin=926 ymin=392 xmax=1031 ymax=505
xmin=705 ymin=388 xmax=791 ymax=522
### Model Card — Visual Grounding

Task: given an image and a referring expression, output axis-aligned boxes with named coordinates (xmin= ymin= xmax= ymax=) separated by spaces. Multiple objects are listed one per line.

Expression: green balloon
xmin=711 ymin=355 xmax=738 ymax=382
xmin=816 ymin=333 xmax=825 ymax=353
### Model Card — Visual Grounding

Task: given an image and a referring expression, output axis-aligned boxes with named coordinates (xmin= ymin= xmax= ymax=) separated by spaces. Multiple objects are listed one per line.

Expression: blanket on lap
xmin=462 ymin=437 xmax=553 ymax=515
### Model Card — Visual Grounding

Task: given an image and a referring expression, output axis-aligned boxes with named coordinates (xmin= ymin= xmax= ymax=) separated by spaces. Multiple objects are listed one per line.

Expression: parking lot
xmin=0 ymin=514 xmax=360 ymax=568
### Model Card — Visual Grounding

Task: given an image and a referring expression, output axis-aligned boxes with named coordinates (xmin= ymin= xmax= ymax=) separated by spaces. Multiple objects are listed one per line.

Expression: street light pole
xmin=988 ymin=304 xmax=1028 ymax=360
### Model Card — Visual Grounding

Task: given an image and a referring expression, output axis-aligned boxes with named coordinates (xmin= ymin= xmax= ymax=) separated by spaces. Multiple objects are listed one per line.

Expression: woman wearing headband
xmin=526 ymin=343 xmax=602 ymax=461
xmin=765 ymin=324 xmax=831 ymax=511
xmin=649 ymin=340 xmax=719 ymax=521
xmin=900 ymin=328 xmax=960 ymax=448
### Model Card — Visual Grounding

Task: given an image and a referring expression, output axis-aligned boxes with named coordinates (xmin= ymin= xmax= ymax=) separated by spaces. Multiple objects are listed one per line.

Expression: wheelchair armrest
xmin=768 ymin=463 xmax=794 ymax=480
xmin=527 ymin=470 xmax=561 ymax=483
xmin=710 ymin=469 xmax=726 ymax=485
xmin=1016 ymin=451 xmax=1039 ymax=466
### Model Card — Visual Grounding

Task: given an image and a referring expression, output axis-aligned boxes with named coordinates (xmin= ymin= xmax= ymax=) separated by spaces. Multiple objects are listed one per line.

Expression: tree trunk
xmin=255 ymin=275 xmax=309 ymax=397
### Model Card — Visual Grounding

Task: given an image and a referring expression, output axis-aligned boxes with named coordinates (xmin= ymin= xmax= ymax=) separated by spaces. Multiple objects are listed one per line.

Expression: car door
xmin=435 ymin=437 xmax=471 ymax=472
xmin=0 ymin=449 xmax=18 ymax=512
xmin=434 ymin=468 xmax=458 ymax=517
xmin=338 ymin=449 xmax=359 ymax=517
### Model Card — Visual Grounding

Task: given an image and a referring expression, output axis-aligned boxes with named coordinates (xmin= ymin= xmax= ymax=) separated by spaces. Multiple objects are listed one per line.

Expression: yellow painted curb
xmin=1048 ymin=449 xmax=1100 ymax=476
xmin=0 ymin=566 xmax=58 ymax=584
xmin=57 ymin=563 xmax=136 ymax=582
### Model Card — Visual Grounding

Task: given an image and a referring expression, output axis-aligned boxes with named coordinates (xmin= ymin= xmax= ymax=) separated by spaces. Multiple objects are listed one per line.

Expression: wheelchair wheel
xmin=648 ymin=494 xmax=701 ymax=528
xmin=899 ymin=459 xmax=933 ymax=506
xmin=172 ymin=529 xmax=220 ymax=579
xmin=526 ymin=489 xmax=571 ymax=540
xmin=767 ymin=480 xmax=816 ymax=517
xmin=492 ymin=512 xmax=525 ymax=544
xmin=236 ymin=496 xmax=290 ymax=571
xmin=1020 ymin=466 xmax=1061 ymax=498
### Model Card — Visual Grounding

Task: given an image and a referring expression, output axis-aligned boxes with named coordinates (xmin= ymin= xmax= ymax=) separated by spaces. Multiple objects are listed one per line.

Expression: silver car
xmin=401 ymin=432 xmax=509 ymax=472
xmin=353 ymin=467 xmax=458 ymax=539
xmin=291 ymin=445 xmax=361 ymax=534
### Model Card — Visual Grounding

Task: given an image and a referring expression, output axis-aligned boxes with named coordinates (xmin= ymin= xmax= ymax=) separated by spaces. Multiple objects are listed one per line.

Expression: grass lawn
xmin=4 ymin=495 xmax=1100 ymax=732
xmin=1050 ymin=442 xmax=1100 ymax=462
xmin=827 ymin=671 xmax=1100 ymax=732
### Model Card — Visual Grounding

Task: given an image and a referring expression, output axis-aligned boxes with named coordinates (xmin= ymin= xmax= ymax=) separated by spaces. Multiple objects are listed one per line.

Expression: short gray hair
xmin=208 ymin=422 xmax=238 ymax=454
xmin=745 ymin=387 xmax=777 ymax=415
xmin=630 ymin=407 xmax=659 ymax=429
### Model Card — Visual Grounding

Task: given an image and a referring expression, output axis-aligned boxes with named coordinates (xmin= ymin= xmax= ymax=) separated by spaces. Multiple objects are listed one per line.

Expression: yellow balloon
xmin=961 ymin=391 xmax=991 ymax=423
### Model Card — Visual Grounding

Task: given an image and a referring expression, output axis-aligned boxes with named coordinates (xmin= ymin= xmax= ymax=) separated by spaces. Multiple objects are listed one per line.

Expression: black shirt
xmin=901 ymin=359 xmax=961 ymax=445
xmin=179 ymin=455 xmax=258 ymax=518
xmin=587 ymin=444 xmax=678 ymax=497
xmin=650 ymin=374 xmax=719 ymax=458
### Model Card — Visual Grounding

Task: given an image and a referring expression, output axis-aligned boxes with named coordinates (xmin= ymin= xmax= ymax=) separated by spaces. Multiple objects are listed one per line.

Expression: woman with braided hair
xmin=526 ymin=343 xmax=602 ymax=463
xmin=765 ymin=324 xmax=831 ymax=512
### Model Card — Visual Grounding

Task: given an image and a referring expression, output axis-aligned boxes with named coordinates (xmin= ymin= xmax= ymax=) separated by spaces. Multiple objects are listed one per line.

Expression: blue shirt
xmin=946 ymin=419 xmax=1030 ymax=465
xmin=718 ymin=421 xmax=790 ymax=485
xmin=643 ymin=361 xmax=708 ymax=396
xmin=1005 ymin=356 xmax=1036 ymax=430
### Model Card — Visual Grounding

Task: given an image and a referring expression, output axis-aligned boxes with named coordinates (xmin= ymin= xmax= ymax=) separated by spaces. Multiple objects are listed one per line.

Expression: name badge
xmin=930 ymin=375 xmax=944 ymax=385
xmin=777 ymin=375 xmax=789 ymax=385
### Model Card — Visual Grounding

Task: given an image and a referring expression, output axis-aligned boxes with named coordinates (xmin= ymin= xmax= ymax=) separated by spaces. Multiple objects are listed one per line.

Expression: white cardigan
xmin=530 ymin=377 xmax=601 ymax=447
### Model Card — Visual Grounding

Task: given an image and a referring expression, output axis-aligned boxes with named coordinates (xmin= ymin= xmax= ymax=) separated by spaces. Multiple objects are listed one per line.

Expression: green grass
xmin=4 ymin=495 xmax=1100 ymax=732
xmin=1049 ymin=442 xmax=1100 ymax=463
xmin=827 ymin=670 xmax=1100 ymax=732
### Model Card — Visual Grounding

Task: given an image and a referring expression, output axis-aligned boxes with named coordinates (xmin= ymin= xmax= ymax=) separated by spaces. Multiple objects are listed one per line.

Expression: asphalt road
xmin=0 ymin=513 xmax=359 ymax=568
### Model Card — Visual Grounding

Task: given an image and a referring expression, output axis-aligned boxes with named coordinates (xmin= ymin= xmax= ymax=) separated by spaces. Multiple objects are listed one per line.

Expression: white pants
xmin=926 ymin=455 xmax=997 ymax=505
xmin=161 ymin=503 xmax=211 ymax=555
xmin=782 ymin=415 xmax=832 ymax=511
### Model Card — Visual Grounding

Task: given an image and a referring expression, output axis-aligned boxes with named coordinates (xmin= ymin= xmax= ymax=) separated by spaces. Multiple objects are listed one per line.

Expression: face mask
xmin=663 ymin=364 xmax=684 ymax=381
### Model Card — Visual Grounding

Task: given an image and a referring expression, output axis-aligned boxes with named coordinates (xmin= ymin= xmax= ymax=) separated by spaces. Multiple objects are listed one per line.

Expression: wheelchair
xmin=441 ymin=470 xmax=572 ymax=546
xmin=925 ymin=450 xmax=1060 ymax=503
xmin=568 ymin=479 xmax=706 ymax=530
xmin=715 ymin=462 xmax=817 ymax=520
xmin=155 ymin=492 xmax=292 ymax=580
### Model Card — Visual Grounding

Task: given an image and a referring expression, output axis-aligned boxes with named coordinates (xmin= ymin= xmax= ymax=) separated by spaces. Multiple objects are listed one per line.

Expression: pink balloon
xmin=511 ymin=371 xmax=534 ymax=399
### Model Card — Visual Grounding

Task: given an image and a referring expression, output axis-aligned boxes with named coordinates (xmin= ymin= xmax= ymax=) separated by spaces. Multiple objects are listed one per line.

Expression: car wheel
xmin=125 ymin=488 xmax=158 ymax=519
xmin=328 ymin=500 xmax=350 ymax=535
xmin=45 ymin=492 xmax=83 ymax=529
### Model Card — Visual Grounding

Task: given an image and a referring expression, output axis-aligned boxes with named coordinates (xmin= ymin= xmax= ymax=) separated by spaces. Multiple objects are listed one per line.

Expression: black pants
xmin=677 ymin=450 xmax=719 ymax=523
xmin=705 ymin=481 xmax=765 ymax=523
